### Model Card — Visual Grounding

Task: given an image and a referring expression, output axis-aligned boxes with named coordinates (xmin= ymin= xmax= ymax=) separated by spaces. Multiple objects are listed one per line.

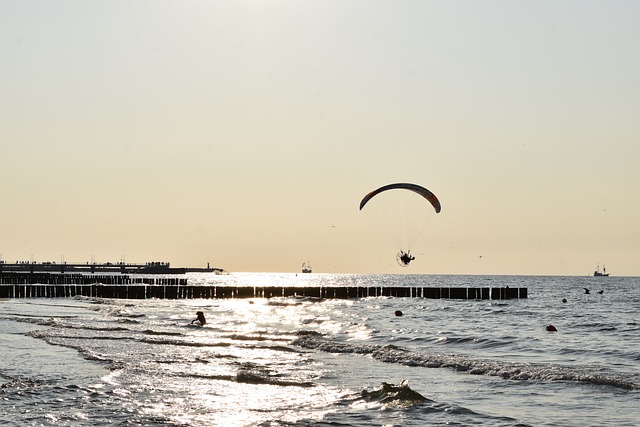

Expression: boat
xmin=593 ymin=264 xmax=609 ymax=277
xmin=301 ymin=262 xmax=312 ymax=273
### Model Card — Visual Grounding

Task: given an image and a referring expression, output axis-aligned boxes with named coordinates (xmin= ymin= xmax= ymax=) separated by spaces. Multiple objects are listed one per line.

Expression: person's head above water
xmin=191 ymin=311 xmax=206 ymax=325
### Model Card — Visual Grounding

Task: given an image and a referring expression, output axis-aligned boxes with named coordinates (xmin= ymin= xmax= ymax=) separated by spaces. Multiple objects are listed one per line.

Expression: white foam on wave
xmin=292 ymin=332 xmax=640 ymax=390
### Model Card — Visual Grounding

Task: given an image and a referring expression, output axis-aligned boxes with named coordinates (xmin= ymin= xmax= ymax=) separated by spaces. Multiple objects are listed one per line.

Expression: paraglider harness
xmin=397 ymin=251 xmax=415 ymax=267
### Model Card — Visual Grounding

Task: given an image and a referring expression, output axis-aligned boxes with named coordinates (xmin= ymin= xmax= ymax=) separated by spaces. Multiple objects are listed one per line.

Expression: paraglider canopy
xmin=359 ymin=183 xmax=441 ymax=213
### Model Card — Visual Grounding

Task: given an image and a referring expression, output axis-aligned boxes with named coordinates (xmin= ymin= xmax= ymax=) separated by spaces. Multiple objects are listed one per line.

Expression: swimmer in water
xmin=191 ymin=311 xmax=206 ymax=326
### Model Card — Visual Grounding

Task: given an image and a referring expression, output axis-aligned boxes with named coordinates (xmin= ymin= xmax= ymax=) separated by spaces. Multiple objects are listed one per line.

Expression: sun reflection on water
xmin=98 ymin=286 xmax=368 ymax=426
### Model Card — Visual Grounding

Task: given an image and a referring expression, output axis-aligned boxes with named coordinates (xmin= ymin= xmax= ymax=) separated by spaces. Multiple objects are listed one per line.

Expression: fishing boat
xmin=301 ymin=262 xmax=312 ymax=273
xmin=593 ymin=264 xmax=609 ymax=277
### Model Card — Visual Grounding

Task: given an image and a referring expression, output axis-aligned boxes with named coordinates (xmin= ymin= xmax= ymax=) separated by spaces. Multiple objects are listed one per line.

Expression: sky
xmin=2 ymin=0 xmax=639 ymax=275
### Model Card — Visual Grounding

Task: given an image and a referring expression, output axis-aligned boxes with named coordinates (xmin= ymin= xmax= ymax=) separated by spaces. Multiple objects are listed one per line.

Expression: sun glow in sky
xmin=2 ymin=1 xmax=639 ymax=275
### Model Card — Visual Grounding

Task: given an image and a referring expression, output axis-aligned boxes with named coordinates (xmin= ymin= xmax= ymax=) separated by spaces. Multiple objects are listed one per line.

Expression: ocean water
xmin=1 ymin=273 xmax=639 ymax=426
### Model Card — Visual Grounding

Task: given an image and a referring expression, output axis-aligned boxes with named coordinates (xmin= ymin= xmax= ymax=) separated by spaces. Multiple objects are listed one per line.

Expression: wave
xmin=28 ymin=327 xmax=301 ymax=356
xmin=163 ymin=364 xmax=314 ymax=388
xmin=235 ymin=369 xmax=314 ymax=387
xmin=227 ymin=333 xmax=292 ymax=343
xmin=117 ymin=318 xmax=142 ymax=324
xmin=15 ymin=315 xmax=133 ymax=332
xmin=184 ymin=335 xmax=300 ymax=353
xmin=170 ymin=371 xmax=314 ymax=388
xmin=141 ymin=329 xmax=185 ymax=337
xmin=26 ymin=332 xmax=116 ymax=364
xmin=431 ymin=335 xmax=518 ymax=349
xmin=360 ymin=380 xmax=430 ymax=405
xmin=319 ymin=379 xmax=532 ymax=427
xmin=266 ymin=300 xmax=305 ymax=307
xmin=292 ymin=331 xmax=640 ymax=390
xmin=65 ymin=324 xmax=131 ymax=332
xmin=19 ymin=315 xmax=185 ymax=337
xmin=138 ymin=336 xmax=302 ymax=355
xmin=0 ymin=375 xmax=45 ymax=392
xmin=139 ymin=337 xmax=233 ymax=347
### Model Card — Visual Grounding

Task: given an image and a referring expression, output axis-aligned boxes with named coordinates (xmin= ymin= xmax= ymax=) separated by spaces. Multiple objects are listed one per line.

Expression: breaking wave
xmin=360 ymin=380 xmax=430 ymax=405
xmin=292 ymin=331 xmax=640 ymax=390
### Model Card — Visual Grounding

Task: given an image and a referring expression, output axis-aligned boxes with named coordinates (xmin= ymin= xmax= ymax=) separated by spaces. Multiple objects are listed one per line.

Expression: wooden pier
xmin=0 ymin=273 xmax=526 ymax=300
xmin=0 ymin=273 xmax=186 ymax=286
xmin=0 ymin=261 xmax=221 ymax=274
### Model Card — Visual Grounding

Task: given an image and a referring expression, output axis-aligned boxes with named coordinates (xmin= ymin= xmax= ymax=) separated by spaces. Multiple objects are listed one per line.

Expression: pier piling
xmin=0 ymin=273 xmax=526 ymax=301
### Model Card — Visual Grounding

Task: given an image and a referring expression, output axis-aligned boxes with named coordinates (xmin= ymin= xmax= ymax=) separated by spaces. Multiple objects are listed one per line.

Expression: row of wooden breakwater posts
xmin=0 ymin=273 xmax=527 ymax=300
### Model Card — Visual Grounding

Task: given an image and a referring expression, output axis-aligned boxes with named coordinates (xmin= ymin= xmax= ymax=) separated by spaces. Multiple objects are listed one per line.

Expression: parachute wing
xmin=359 ymin=183 xmax=441 ymax=213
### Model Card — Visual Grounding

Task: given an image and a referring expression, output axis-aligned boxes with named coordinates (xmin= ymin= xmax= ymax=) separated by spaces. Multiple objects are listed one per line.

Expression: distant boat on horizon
xmin=593 ymin=263 xmax=609 ymax=277
xmin=302 ymin=262 xmax=312 ymax=273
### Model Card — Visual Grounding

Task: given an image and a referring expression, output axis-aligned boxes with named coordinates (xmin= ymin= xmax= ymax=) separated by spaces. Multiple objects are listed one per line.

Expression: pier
xmin=0 ymin=273 xmax=526 ymax=300
xmin=0 ymin=261 xmax=222 ymax=274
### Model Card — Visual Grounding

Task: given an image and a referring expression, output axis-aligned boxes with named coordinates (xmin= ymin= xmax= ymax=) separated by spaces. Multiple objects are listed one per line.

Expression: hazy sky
xmin=2 ymin=1 xmax=639 ymax=275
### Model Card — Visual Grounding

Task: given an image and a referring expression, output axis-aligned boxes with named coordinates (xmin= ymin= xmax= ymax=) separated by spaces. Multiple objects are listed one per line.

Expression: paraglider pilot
xmin=399 ymin=251 xmax=415 ymax=266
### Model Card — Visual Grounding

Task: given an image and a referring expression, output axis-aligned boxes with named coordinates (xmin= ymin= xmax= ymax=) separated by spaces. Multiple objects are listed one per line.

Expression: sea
xmin=1 ymin=273 xmax=638 ymax=426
